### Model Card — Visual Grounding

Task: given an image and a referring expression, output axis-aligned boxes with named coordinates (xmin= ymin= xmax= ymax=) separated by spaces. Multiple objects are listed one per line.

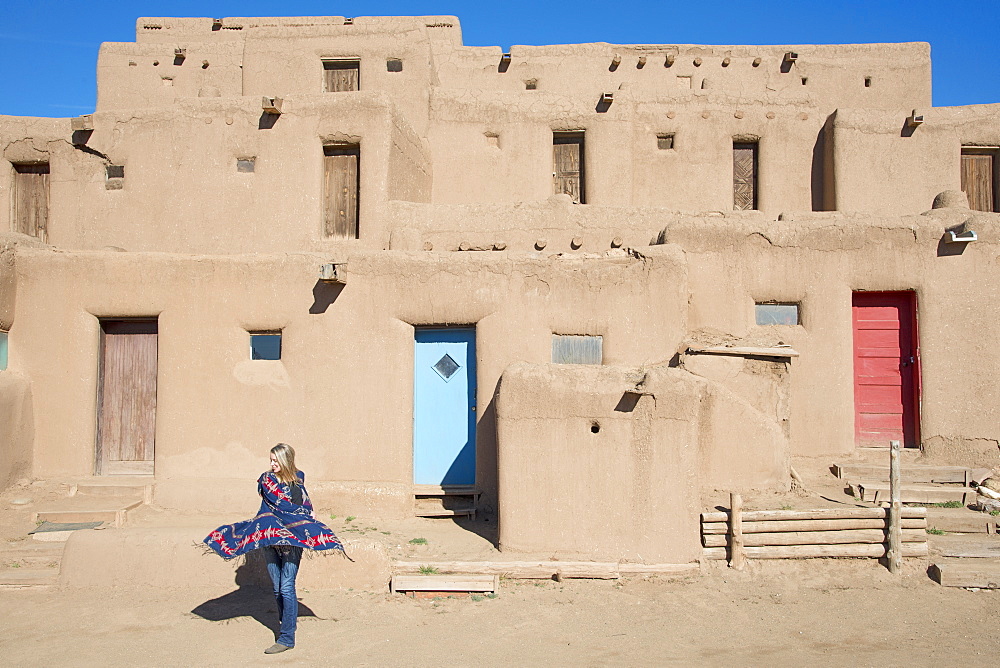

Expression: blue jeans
xmin=263 ymin=546 xmax=302 ymax=647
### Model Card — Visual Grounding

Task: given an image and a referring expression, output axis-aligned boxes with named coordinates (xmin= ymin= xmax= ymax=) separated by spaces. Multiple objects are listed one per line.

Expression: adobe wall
xmin=13 ymin=245 xmax=686 ymax=516
xmin=495 ymin=362 xmax=787 ymax=563
xmin=0 ymin=373 xmax=32 ymax=490
xmin=832 ymin=104 xmax=1000 ymax=215
xmin=663 ymin=206 xmax=1000 ymax=465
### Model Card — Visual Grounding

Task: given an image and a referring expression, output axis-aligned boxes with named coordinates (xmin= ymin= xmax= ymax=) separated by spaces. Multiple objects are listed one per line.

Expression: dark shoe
xmin=264 ymin=643 xmax=293 ymax=654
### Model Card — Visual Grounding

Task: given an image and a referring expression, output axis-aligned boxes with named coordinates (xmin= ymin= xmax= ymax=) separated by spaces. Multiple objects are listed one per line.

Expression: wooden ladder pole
xmin=888 ymin=440 xmax=902 ymax=574
xmin=729 ymin=492 xmax=745 ymax=570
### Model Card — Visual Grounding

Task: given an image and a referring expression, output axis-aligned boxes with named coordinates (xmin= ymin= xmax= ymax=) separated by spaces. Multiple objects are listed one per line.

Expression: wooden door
xmin=733 ymin=142 xmax=758 ymax=211
xmin=13 ymin=163 xmax=49 ymax=240
xmin=553 ymin=132 xmax=585 ymax=203
xmin=413 ymin=328 xmax=477 ymax=486
xmin=323 ymin=61 xmax=359 ymax=91
xmin=961 ymin=149 xmax=996 ymax=212
xmin=852 ymin=292 xmax=920 ymax=448
xmin=96 ymin=320 xmax=158 ymax=475
xmin=323 ymin=145 xmax=359 ymax=238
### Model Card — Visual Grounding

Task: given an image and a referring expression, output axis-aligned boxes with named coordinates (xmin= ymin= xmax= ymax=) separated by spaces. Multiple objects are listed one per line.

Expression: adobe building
xmin=1 ymin=16 xmax=999 ymax=566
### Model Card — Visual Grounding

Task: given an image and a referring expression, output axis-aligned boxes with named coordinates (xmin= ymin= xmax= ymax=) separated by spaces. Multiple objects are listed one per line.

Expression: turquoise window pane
xmin=755 ymin=303 xmax=799 ymax=326
xmin=250 ymin=333 xmax=281 ymax=360
xmin=0 ymin=331 xmax=7 ymax=370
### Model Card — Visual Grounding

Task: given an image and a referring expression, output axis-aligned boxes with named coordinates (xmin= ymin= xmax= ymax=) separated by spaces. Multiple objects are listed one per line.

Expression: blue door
xmin=413 ymin=328 xmax=476 ymax=486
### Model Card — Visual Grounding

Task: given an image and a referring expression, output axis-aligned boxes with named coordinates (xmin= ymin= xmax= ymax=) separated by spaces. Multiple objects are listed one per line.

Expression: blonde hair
xmin=270 ymin=443 xmax=299 ymax=485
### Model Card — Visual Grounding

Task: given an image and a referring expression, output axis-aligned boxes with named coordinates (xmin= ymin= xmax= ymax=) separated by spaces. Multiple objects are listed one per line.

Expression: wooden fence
xmin=702 ymin=506 xmax=928 ymax=562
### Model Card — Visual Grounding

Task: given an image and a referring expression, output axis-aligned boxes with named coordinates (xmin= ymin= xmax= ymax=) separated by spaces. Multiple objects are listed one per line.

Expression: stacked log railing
xmin=702 ymin=505 xmax=928 ymax=562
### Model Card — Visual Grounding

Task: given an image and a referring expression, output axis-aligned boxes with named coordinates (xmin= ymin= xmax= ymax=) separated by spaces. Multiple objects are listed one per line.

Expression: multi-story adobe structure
xmin=0 ymin=16 xmax=998 ymax=565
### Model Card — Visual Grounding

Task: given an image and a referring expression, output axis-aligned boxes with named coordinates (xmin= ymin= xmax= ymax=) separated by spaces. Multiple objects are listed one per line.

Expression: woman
xmin=204 ymin=443 xmax=344 ymax=654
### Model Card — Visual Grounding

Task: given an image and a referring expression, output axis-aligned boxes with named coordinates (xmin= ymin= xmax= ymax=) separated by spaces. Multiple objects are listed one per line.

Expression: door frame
xmin=851 ymin=290 xmax=922 ymax=448
xmin=411 ymin=325 xmax=478 ymax=487
xmin=95 ymin=318 xmax=159 ymax=476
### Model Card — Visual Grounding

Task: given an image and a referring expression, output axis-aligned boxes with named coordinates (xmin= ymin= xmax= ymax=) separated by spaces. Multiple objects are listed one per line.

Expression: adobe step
xmin=414 ymin=496 xmax=476 ymax=518
xmin=33 ymin=497 xmax=144 ymax=527
xmin=0 ymin=541 xmax=63 ymax=587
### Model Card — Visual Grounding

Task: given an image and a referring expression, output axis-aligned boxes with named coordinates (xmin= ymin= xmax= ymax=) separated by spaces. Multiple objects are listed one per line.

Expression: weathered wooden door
xmin=852 ymin=292 xmax=919 ymax=448
xmin=323 ymin=61 xmax=359 ymax=91
xmin=961 ymin=149 xmax=996 ymax=212
xmin=96 ymin=320 xmax=158 ymax=475
xmin=553 ymin=132 xmax=585 ymax=203
xmin=323 ymin=145 xmax=359 ymax=238
xmin=413 ymin=328 xmax=477 ymax=486
xmin=13 ymin=163 xmax=49 ymax=240
xmin=733 ymin=142 xmax=758 ymax=211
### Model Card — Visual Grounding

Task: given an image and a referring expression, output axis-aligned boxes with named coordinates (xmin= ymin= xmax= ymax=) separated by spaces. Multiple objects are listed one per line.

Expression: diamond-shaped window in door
xmin=432 ymin=353 xmax=460 ymax=381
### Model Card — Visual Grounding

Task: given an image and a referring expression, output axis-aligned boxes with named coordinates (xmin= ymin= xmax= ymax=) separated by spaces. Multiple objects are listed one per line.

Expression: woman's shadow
xmin=190 ymin=550 xmax=317 ymax=635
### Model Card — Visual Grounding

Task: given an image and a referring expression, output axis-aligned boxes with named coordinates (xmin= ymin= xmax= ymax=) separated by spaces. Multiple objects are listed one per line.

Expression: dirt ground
xmin=1 ymin=559 xmax=998 ymax=667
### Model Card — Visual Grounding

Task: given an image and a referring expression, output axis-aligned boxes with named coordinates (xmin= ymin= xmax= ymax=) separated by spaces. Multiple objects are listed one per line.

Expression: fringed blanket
xmin=204 ymin=471 xmax=344 ymax=560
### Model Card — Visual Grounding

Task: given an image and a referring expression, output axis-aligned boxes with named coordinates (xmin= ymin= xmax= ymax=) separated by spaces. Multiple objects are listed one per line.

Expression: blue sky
xmin=2 ymin=0 xmax=997 ymax=117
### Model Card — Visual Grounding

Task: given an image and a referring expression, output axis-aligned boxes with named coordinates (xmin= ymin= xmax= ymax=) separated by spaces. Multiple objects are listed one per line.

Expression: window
xmin=386 ymin=58 xmax=403 ymax=72
xmin=733 ymin=141 xmax=758 ymax=211
xmin=106 ymin=164 xmax=124 ymax=190
xmin=236 ymin=158 xmax=255 ymax=173
xmin=323 ymin=144 xmax=360 ymax=238
xmin=250 ymin=332 xmax=281 ymax=360
xmin=323 ymin=60 xmax=359 ymax=92
xmin=755 ymin=303 xmax=800 ymax=326
xmin=961 ymin=148 xmax=998 ymax=212
xmin=553 ymin=131 xmax=585 ymax=203
xmin=0 ymin=330 xmax=7 ymax=370
xmin=12 ymin=163 xmax=49 ymax=240
xmin=552 ymin=334 xmax=602 ymax=365
xmin=657 ymin=134 xmax=675 ymax=150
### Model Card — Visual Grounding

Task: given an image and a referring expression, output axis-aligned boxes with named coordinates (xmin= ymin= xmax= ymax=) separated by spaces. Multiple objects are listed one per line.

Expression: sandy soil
xmin=1 ymin=559 xmax=998 ymax=667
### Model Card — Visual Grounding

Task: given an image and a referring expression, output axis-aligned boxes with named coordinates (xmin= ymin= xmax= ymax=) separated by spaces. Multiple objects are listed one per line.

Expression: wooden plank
xmin=413 ymin=485 xmax=479 ymax=496
xmin=732 ymin=142 xmax=757 ymax=210
xmin=553 ymin=133 xmax=584 ymax=203
xmin=854 ymin=482 xmax=974 ymax=505
xmin=833 ymin=463 xmax=971 ymax=484
xmin=939 ymin=544 xmax=1000 ymax=558
xmin=391 ymin=574 xmax=497 ymax=593
xmin=617 ymin=563 xmax=700 ymax=576
xmin=702 ymin=518 xmax=926 ymax=534
xmin=729 ymin=492 xmax=745 ymax=570
xmin=13 ymin=164 xmax=49 ymax=241
xmin=701 ymin=507 xmax=926 ymax=523
xmin=702 ymin=528 xmax=926 ymax=548
xmin=323 ymin=146 xmax=359 ymax=238
xmin=688 ymin=345 xmax=799 ymax=358
xmin=703 ymin=542 xmax=928 ymax=560
xmin=927 ymin=509 xmax=1000 ymax=534
xmin=930 ymin=560 xmax=1000 ymax=588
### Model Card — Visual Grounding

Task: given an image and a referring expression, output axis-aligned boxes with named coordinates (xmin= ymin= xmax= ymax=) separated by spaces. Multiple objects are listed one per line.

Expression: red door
xmin=852 ymin=292 xmax=920 ymax=447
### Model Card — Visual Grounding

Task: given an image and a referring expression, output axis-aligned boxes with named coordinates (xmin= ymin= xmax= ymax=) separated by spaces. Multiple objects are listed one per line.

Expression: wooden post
xmin=887 ymin=440 xmax=902 ymax=574
xmin=729 ymin=492 xmax=745 ymax=570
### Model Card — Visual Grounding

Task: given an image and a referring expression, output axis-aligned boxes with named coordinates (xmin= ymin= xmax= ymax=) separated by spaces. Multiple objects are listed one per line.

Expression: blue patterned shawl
xmin=204 ymin=471 xmax=344 ymax=560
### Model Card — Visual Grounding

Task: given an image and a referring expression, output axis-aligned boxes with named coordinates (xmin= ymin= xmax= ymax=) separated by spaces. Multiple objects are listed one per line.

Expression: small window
xmin=801 ymin=77 xmax=808 ymax=85
xmin=552 ymin=334 xmax=603 ymax=365
xmin=733 ymin=141 xmax=759 ymax=211
xmin=386 ymin=58 xmax=403 ymax=72
xmin=525 ymin=79 xmax=538 ymax=90
xmin=106 ymin=164 xmax=124 ymax=190
xmin=657 ymin=134 xmax=675 ymax=150
xmin=236 ymin=158 xmax=256 ymax=173
xmin=755 ymin=303 xmax=800 ymax=326
xmin=553 ymin=131 xmax=585 ymax=204
xmin=250 ymin=332 xmax=282 ymax=360
xmin=0 ymin=330 xmax=8 ymax=370
xmin=864 ymin=77 xmax=872 ymax=88
xmin=323 ymin=60 xmax=360 ymax=92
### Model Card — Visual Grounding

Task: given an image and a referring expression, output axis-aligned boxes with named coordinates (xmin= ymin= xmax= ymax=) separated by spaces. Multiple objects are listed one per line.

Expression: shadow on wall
xmin=309 ymin=281 xmax=345 ymax=314
xmin=190 ymin=550 xmax=318 ymax=633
